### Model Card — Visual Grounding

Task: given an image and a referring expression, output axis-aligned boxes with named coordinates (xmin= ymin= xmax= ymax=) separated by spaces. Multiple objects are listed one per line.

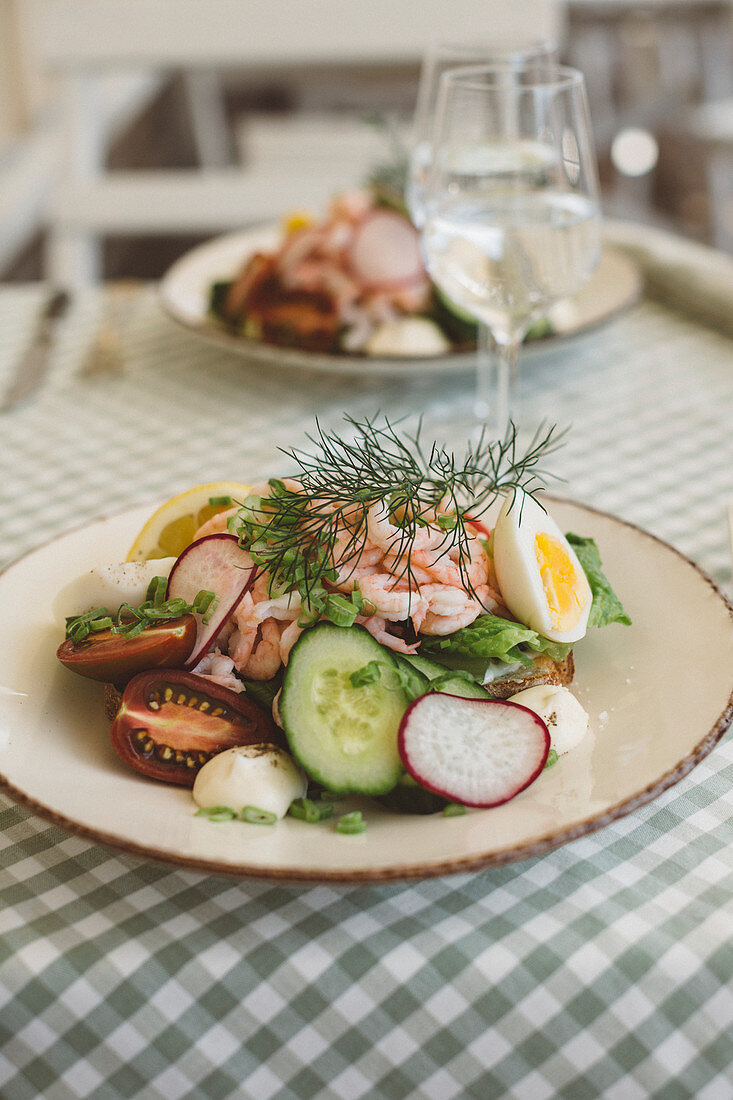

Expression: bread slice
xmin=103 ymin=682 xmax=123 ymax=721
xmin=482 ymin=651 xmax=575 ymax=700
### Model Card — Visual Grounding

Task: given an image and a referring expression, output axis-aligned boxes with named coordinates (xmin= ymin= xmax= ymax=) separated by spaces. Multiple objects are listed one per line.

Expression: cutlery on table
xmin=79 ymin=281 xmax=139 ymax=377
xmin=0 ymin=288 xmax=71 ymax=412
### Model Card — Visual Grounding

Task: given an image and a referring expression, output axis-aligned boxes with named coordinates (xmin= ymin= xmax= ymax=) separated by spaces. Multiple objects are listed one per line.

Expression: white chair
xmin=29 ymin=0 xmax=563 ymax=285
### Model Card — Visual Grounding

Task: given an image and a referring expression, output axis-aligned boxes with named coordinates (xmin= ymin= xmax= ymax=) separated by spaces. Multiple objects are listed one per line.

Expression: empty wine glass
xmin=420 ymin=64 xmax=601 ymax=435
xmin=406 ymin=40 xmax=558 ymax=229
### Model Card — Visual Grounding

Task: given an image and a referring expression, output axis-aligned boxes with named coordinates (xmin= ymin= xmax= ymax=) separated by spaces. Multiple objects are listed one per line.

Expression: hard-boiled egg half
xmin=492 ymin=489 xmax=592 ymax=644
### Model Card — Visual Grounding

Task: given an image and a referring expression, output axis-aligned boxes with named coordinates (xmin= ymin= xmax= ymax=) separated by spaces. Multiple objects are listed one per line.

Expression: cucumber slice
xmin=392 ymin=654 xmax=431 ymax=700
xmin=430 ymin=285 xmax=478 ymax=344
xmin=402 ymin=653 xmax=490 ymax=700
xmin=279 ymin=624 xmax=408 ymax=795
xmin=429 ymin=673 xmax=491 ymax=700
xmin=401 ymin=653 xmax=448 ymax=681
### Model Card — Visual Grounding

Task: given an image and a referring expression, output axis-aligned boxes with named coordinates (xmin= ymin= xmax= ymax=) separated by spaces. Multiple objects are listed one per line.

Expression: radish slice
xmin=349 ymin=209 xmax=425 ymax=288
xmin=166 ymin=534 xmax=255 ymax=668
xmin=398 ymin=694 xmax=550 ymax=808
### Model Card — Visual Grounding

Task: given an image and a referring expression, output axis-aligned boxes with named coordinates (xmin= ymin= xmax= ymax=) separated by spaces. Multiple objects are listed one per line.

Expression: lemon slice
xmin=127 ymin=482 xmax=252 ymax=562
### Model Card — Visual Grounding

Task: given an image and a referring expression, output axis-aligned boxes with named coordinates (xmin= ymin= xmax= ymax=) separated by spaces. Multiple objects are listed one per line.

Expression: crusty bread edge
xmin=104 ymin=682 xmax=123 ymax=721
xmin=483 ymin=651 xmax=575 ymax=699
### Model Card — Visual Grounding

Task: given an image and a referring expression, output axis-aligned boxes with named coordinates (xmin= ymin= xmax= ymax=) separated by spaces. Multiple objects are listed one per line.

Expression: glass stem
xmin=474 ymin=322 xmax=493 ymax=424
xmin=473 ymin=324 xmax=521 ymax=437
xmin=494 ymin=335 xmax=521 ymax=437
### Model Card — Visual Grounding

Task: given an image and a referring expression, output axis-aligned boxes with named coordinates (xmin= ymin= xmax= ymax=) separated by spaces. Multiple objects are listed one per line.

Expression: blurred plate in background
xmin=159 ymin=225 xmax=643 ymax=375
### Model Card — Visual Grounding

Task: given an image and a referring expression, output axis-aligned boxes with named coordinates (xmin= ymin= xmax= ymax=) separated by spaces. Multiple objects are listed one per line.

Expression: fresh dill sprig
xmin=230 ymin=415 xmax=565 ymax=609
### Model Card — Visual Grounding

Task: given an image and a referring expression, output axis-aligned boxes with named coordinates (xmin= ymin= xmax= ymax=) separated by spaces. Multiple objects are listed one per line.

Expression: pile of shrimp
xmin=190 ymin=481 xmax=505 ymax=693
xmin=220 ymin=189 xmax=432 ymax=353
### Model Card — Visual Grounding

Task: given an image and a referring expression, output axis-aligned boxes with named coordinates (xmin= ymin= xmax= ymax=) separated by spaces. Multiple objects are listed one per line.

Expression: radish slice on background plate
xmin=398 ymin=694 xmax=550 ymax=808
xmin=348 ymin=210 xmax=425 ymax=288
xmin=166 ymin=534 xmax=255 ymax=667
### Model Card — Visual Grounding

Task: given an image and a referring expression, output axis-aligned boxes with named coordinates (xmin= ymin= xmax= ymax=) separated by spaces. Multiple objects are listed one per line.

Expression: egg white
xmin=492 ymin=490 xmax=592 ymax=644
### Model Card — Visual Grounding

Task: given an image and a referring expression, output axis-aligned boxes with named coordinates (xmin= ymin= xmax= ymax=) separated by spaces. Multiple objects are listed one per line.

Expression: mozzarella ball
xmin=53 ymin=558 xmax=177 ymax=628
xmin=492 ymin=489 xmax=592 ymax=643
xmin=192 ymin=744 xmax=307 ymax=819
xmin=508 ymin=685 xmax=589 ymax=755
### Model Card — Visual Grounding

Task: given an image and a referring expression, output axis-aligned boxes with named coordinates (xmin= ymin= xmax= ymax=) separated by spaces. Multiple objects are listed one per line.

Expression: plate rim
xmin=1 ymin=499 xmax=731 ymax=884
xmin=157 ymin=224 xmax=644 ymax=375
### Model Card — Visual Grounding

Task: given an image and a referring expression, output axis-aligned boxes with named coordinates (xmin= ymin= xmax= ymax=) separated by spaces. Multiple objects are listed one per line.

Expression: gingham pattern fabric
xmin=1 ymin=227 xmax=732 ymax=1099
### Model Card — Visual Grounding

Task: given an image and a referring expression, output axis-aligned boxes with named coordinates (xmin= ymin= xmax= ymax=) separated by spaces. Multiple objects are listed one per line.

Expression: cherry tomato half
xmin=57 ymin=615 xmax=197 ymax=686
xmin=110 ymin=669 xmax=284 ymax=786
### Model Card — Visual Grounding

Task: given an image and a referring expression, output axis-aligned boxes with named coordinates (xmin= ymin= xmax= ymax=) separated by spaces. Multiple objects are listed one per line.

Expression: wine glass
xmin=420 ymin=64 xmax=601 ymax=436
xmin=406 ymin=40 xmax=558 ymax=229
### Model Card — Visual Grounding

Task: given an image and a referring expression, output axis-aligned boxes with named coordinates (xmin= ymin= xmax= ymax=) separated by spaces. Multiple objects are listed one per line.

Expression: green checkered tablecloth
xmin=1 ymin=223 xmax=732 ymax=1099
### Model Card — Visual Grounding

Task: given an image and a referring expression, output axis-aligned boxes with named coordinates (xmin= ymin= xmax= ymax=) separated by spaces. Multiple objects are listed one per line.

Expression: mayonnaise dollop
xmin=192 ymin=744 xmax=307 ymax=819
xmin=53 ymin=559 xmax=177 ymax=629
xmin=365 ymin=317 xmax=450 ymax=357
xmin=508 ymin=685 xmax=589 ymax=756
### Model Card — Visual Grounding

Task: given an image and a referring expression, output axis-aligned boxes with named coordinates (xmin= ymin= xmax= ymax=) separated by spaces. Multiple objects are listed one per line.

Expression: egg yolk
xmin=534 ymin=533 xmax=585 ymax=631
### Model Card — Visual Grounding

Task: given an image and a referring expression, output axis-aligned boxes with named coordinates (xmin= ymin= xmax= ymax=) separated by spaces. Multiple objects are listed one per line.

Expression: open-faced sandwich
xmin=55 ymin=418 xmax=629 ymax=824
xmin=208 ymin=189 xmax=552 ymax=359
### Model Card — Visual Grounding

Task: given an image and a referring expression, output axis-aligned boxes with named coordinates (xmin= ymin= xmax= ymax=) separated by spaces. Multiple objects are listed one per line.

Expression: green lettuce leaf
xmin=420 ymin=613 xmax=572 ymax=668
xmin=566 ymin=533 xmax=632 ymax=628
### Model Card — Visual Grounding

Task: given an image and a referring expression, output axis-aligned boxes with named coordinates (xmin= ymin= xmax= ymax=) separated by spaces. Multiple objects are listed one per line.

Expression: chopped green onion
xmin=336 ymin=810 xmax=366 ymax=835
xmin=442 ymin=803 xmax=467 ymax=817
xmin=208 ymin=495 xmax=232 ymax=506
xmin=289 ymin=797 xmax=333 ymax=823
xmin=89 ymin=616 xmax=114 ymax=632
xmin=436 ymin=514 xmax=458 ymax=531
xmin=65 ymin=585 xmax=222 ymax=645
xmin=544 ymin=748 xmax=559 ymax=769
xmin=65 ymin=607 xmax=112 ymax=642
xmin=145 ymin=575 xmax=168 ymax=606
xmin=240 ymin=806 xmax=277 ymax=825
xmin=193 ymin=589 xmax=215 ymax=614
xmin=324 ymin=592 xmax=361 ymax=628
xmin=195 ymin=806 xmax=236 ymax=821
xmin=349 ymin=661 xmax=382 ymax=689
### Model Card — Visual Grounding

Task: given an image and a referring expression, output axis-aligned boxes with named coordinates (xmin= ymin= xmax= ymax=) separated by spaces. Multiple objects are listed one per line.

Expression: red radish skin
xmin=465 ymin=515 xmax=492 ymax=541
xmin=348 ymin=209 xmax=425 ymax=289
xmin=166 ymin=534 xmax=256 ymax=668
xmin=398 ymin=695 xmax=550 ymax=808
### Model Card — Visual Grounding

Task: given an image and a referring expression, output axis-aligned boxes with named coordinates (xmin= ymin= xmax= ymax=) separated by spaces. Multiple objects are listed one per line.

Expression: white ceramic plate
xmin=158 ymin=226 xmax=643 ymax=375
xmin=1 ymin=501 xmax=731 ymax=883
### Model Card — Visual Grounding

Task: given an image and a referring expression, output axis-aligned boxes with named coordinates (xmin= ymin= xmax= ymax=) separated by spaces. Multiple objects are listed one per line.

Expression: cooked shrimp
xmin=420 ymin=585 xmax=483 ymax=635
xmin=358 ymin=614 xmax=420 ymax=655
xmin=381 ymin=550 xmax=434 ymax=588
xmin=328 ymin=188 xmax=373 ymax=223
xmin=366 ymin=501 xmax=444 ymax=556
xmin=253 ymin=590 xmax=302 ymax=622
xmin=279 ymin=620 xmax=304 ymax=665
xmin=191 ymin=649 xmax=245 ymax=693
xmin=193 ymin=505 xmax=239 ymax=541
xmin=379 ymin=527 xmax=489 ymax=591
xmin=240 ymin=619 xmax=282 ymax=680
xmin=330 ymin=534 xmax=384 ymax=591
xmin=357 ymin=574 xmax=428 ymax=628
xmin=228 ymin=593 xmax=258 ymax=669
